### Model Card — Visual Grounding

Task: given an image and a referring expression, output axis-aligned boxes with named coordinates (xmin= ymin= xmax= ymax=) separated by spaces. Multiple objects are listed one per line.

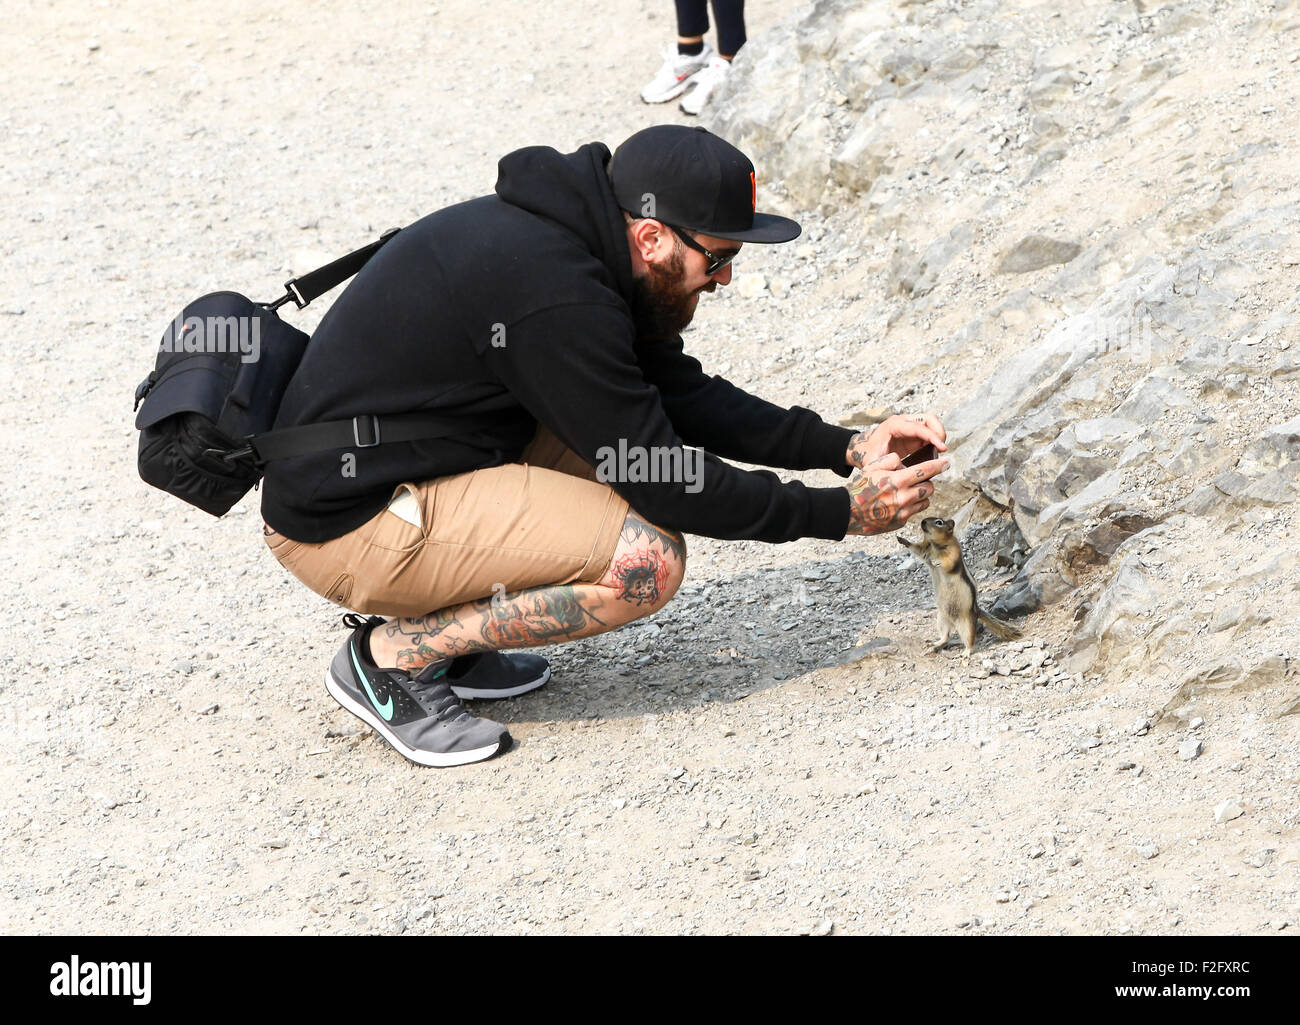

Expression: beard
xmin=629 ymin=246 xmax=701 ymax=340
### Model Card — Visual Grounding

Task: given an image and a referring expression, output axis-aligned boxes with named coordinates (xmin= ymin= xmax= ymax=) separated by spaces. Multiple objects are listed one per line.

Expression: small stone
xmin=1076 ymin=737 xmax=1102 ymax=752
xmin=810 ymin=919 xmax=834 ymax=937
xmin=198 ymin=703 xmax=219 ymax=715
xmin=1029 ymin=846 xmax=1045 ymax=859
xmin=1178 ymin=739 xmax=1203 ymax=761
xmin=1214 ymin=798 xmax=1244 ymax=823
xmin=1137 ymin=843 xmax=1159 ymax=860
xmin=734 ymin=273 xmax=768 ymax=299
xmin=1115 ymin=761 xmax=1137 ymax=772
xmin=996 ymin=235 xmax=1082 ymax=274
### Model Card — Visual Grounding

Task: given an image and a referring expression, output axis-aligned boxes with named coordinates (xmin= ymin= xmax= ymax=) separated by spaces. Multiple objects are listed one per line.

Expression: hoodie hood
xmin=495 ymin=142 xmax=635 ymax=304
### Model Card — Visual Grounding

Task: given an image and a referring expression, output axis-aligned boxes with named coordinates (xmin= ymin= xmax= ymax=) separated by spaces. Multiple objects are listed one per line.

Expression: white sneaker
xmin=640 ymin=43 xmax=714 ymax=104
xmin=679 ymin=54 xmax=731 ymax=116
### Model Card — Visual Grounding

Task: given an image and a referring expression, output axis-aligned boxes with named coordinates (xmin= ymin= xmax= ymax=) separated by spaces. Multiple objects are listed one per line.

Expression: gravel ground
xmin=2 ymin=0 xmax=1297 ymax=935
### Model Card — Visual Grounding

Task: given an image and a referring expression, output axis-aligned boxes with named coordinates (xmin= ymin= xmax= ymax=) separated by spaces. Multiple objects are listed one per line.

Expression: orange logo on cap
xmin=750 ymin=171 xmax=756 ymax=212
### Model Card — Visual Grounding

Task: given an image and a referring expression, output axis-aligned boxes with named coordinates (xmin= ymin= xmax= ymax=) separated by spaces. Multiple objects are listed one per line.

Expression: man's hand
xmin=844 ymin=450 xmax=949 ymax=536
xmin=846 ymin=413 xmax=947 ymax=471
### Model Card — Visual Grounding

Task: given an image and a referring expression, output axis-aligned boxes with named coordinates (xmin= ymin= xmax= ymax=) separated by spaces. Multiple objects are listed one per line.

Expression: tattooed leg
xmin=366 ymin=509 xmax=687 ymax=671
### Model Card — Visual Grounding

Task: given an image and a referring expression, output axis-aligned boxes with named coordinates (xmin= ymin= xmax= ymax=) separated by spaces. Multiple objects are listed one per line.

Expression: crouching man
xmin=262 ymin=125 xmax=948 ymax=766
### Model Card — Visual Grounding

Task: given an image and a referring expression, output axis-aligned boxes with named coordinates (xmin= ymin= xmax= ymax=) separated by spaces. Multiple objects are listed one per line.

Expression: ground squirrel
xmin=897 ymin=517 xmax=1022 ymax=655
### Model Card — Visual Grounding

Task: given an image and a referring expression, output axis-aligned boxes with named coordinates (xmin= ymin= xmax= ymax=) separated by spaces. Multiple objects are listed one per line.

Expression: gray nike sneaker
xmin=325 ymin=615 xmax=511 ymax=767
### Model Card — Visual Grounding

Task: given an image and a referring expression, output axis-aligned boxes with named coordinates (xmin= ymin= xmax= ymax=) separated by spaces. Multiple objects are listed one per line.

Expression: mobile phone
xmin=902 ymin=443 xmax=938 ymax=468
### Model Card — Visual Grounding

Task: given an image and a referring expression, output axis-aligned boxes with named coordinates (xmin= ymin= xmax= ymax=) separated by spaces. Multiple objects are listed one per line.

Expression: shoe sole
xmin=450 ymin=664 xmax=551 ymax=700
xmin=324 ymin=671 xmax=508 ymax=768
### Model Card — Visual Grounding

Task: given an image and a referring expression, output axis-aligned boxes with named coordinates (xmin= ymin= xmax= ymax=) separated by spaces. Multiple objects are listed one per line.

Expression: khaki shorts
xmin=264 ymin=426 xmax=630 ymax=618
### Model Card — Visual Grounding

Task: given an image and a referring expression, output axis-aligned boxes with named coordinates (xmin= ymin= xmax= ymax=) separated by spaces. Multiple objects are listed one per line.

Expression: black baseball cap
xmin=609 ymin=125 xmax=801 ymax=244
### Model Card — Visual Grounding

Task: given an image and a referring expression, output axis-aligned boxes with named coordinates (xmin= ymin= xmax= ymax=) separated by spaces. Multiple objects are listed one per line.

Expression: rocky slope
xmin=710 ymin=0 xmax=1299 ymax=702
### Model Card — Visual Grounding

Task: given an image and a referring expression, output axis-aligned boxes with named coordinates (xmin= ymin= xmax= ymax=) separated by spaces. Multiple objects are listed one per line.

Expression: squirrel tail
xmin=977 ymin=608 xmax=1022 ymax=642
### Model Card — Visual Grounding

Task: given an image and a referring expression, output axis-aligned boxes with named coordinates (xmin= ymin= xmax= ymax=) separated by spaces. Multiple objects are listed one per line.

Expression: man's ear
xmin=629 ymin=218 xmax=668 ymax=266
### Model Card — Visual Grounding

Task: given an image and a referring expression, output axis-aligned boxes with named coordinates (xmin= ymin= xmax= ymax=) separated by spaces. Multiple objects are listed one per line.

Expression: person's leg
xmin=264 ymin=428 xmax=683 ymax=766
xmin=710 ymin=0 xmax=746 ymax=59
xmin=678 ymin=0 xmax=743 ymax=114
xmin=268 ymin=423 xmax=686 ymax=670
xmin=676 ymin=0 xmax=710 ymax=50
xmin=368 ymin=508 xmax=685 ymax=671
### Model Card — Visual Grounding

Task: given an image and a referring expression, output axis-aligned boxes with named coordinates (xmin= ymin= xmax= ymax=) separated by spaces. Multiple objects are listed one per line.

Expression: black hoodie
xmin=261 ymin=142 xmax=855 ymax=544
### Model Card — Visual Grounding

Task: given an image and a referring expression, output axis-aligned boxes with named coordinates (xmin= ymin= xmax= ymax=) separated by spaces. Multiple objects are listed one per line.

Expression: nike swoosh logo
xmin=350 ymin=642 xmax=394 ymax=721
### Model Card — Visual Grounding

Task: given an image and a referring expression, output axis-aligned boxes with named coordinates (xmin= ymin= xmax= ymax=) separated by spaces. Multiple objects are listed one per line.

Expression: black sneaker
xmin=325 ymin=615 xmax=511 ymax=767
xmin=447 ymin=651 xmax=551 ymax=700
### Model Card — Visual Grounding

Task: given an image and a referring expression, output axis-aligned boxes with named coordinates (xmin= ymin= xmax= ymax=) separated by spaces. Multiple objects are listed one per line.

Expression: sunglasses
xmin=665 ymin=224 xmax=740 ymax=276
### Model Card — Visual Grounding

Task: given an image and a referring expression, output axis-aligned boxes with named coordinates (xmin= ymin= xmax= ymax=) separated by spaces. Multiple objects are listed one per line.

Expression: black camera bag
xmin=134 ymin=229 xmax=499 ymax=517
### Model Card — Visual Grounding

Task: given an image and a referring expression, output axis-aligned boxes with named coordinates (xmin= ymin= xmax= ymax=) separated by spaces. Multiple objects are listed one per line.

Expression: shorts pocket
xmin=364 ymin=486 xmax=428 ymax=553
xmin=323 ymin=573 xmax=354 ymax=608
xmin=265 ymin=529 xmax=305 ymax=569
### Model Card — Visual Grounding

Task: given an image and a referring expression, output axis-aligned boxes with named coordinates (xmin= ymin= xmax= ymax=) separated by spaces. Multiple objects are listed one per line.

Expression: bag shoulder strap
xmin=265 ymin=227 xmax=401 ymax=311
xmin=242 ymin=225 xmax=504 ymax=464
xmin=247 ymin=409 xmax=505 ymax=464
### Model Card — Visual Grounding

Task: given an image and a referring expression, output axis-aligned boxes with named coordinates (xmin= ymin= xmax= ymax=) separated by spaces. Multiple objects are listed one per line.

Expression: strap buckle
xmin=352 ymin=415 xmax=381 ymax=448
xmin=203 ymin=445 xmax=255 ymax=463
xmin=263 ymin=279 xmax=307 ymax=312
